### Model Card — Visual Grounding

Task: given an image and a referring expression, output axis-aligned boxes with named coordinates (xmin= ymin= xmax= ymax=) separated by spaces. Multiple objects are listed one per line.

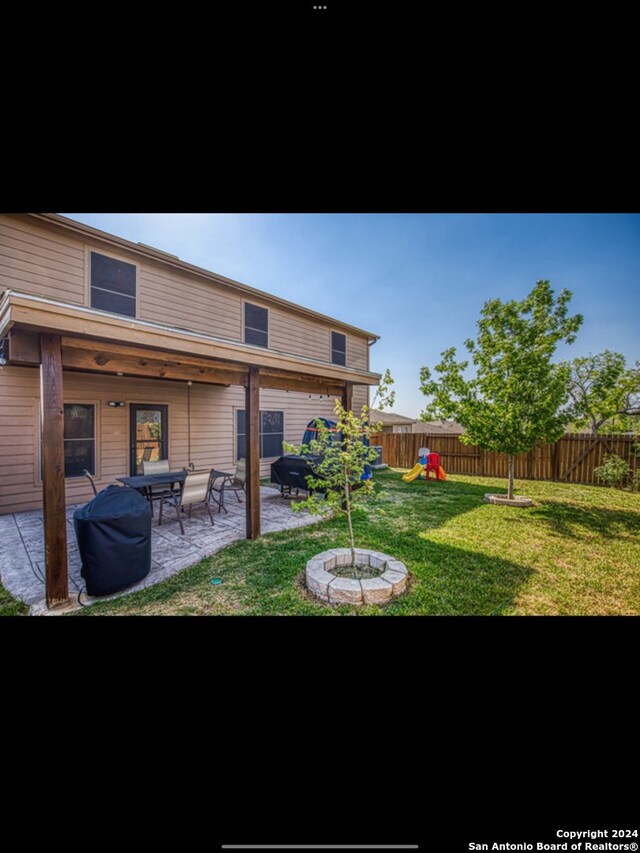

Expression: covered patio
xmin=0 ymin=485 xmax=322 ymax=612
xmin=0 ymin=289 xmax=380 ymax=611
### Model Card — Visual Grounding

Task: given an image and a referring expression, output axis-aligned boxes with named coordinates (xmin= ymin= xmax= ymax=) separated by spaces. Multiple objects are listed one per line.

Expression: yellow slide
xmin=402 ymin=463 xmax=424 ymax=482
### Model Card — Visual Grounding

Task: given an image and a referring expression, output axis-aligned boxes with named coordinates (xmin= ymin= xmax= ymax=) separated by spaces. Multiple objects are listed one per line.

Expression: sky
xmin=65 ymin=213 xmax=640 ymax=417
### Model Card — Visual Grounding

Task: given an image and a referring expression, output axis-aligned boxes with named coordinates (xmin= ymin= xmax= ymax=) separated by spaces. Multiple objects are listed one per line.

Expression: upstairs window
xmin=331 ymin=331 xmax=346 ymax=366
xmin=90 ymin=251 xmax=136 ymax=318
xmin=244 ymin=302 xmax=268 ymax=348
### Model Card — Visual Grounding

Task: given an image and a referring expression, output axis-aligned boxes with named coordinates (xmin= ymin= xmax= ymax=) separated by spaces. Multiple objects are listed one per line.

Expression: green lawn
xmin=66 ymin=469 xmax=639 ymax=616
xmin=2 ymin=470 xmax=638 ymax=615
xmin=0 ymin=580 xmax=28 ymax=616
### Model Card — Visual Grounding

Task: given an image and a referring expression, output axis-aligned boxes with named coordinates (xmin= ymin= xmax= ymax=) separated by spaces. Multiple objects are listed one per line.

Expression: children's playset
xmin=402 ymin=447 xmax=447 ymax=482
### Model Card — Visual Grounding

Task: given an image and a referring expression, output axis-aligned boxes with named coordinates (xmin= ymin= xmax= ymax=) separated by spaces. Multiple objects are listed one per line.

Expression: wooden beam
xmin=8 ymin=329 xmax=41 ymax=365
xmin=61 ymin=338 xmax=345 ymax=394
xmin=245 ymin=366 xmax=261 ymax=540
xmin=39 ymin=334 xmax=69 ymax=608
xmin=342 ymin=383 xmax=353 ymax=412
xmin=260 ymin=371 xmax=344 ymax=397
xmin=60 ymin=336 xmax=243 ymax=372
xmin=7 ymin=296 xmax=380 ymax=385
xmin=61 ymin=345 xmax=248 ymax=387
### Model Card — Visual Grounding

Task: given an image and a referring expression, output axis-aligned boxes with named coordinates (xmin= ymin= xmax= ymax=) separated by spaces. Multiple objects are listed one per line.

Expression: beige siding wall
xmin=0 ymin=367 xmax=354 ymax=515
xmin=348 ymin=336 xmax=369 ymax=371
xmin=0 ymin=215 xmax=372 ymax=372
xmin=139 ymin=263 xmax=242 ymax=340
xmin=352 ymin=384 xmax=369 ymax=412
xmin=0 ymin=215 xmax=85 ymax=304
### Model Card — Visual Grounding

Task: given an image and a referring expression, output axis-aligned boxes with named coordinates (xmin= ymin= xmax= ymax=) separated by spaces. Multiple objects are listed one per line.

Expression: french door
xmin=130 ymin=404 xmax=169 ymax=475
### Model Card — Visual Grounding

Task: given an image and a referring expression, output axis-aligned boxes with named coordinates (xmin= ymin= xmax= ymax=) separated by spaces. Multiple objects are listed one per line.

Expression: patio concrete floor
xmin=0 ymin=486 xmax=322 ymax=613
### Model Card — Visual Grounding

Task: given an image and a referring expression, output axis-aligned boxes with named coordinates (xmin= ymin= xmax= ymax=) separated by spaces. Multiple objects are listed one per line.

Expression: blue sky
xmin=65 ymin=213 xmax=640 ymax=417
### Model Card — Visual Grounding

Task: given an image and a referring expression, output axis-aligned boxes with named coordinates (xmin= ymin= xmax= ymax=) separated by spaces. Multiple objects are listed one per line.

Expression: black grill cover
xmin=270 ymin=454 xmax=323 ymax=491
xmin=73 ymin=485 xmax=152 ymax=597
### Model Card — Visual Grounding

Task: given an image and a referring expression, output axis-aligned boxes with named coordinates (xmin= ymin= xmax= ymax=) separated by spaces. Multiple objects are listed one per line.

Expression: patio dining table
xmin=117 ymin=469 xmax=234 ymax=513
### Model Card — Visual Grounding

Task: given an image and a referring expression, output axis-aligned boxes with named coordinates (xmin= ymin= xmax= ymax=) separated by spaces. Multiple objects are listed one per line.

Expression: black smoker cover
xmin=270 ymin=454 xmax=323 ymax=491
xmin=73 ymin=485 xmax=152 ymax=597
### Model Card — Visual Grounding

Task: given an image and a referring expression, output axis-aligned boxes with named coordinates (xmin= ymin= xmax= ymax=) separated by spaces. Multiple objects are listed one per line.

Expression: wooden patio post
xmin=245 ymin=365 xmax=260 ymax=540
xmin=39 ymin=333 xmax=69 ymax=608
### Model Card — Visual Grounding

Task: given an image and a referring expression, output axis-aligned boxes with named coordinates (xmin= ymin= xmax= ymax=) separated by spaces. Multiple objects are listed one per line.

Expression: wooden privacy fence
xmin=373 ymin=432 xmax=638 ymax=486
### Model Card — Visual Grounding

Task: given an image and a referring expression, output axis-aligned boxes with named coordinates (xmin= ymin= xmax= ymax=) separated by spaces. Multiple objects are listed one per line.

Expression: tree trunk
xmin=507 ymin=455 xmax=515 ymax=500
xmin=344 ymin=465 xmax=357 ymax=577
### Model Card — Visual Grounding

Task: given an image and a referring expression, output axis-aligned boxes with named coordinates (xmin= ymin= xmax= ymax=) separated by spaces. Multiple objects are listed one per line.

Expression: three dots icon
xmin=313 ymin=5 xmax=328 ymax=8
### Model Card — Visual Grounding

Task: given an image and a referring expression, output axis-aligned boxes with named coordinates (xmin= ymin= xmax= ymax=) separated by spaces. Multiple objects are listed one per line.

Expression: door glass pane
xmin=134 ymin=408 xmax=165 ymax=473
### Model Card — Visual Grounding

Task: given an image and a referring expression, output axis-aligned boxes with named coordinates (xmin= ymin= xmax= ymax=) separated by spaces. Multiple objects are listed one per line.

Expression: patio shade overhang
xmin=0 ymin=289 xmax=380 ymax=610
xmin=0 ymin=289 xmax=382 ymax=392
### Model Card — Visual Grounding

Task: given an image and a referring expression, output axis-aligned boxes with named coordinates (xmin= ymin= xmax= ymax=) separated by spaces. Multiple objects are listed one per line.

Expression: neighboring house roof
xmin=370 ymin=409 xmax=416 ymax=426
xmin=419 ymin=419 xmax=465 ymax=435
xmin=27 ymin=214 xmax=380 ymax=344
xmin=370 ymin=409 xmax=464 ymax=434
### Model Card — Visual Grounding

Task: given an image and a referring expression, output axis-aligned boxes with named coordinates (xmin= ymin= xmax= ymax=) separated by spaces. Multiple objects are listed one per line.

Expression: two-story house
xmin=0 ymin=214 xmax=381 ymax=607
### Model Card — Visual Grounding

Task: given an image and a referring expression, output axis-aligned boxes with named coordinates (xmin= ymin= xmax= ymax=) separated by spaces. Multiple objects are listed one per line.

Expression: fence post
xmin=478 ymin=446 xmax=484 ymax=476
xmin=551 ymin=441 xmax=559 ymax=482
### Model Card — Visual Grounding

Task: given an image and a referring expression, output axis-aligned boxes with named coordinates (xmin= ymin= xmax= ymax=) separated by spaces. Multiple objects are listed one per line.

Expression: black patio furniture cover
xmin=270 ymin=454 xmax=323 ymax=492
xmin=73 ymin=485 xmax=152 ymax=596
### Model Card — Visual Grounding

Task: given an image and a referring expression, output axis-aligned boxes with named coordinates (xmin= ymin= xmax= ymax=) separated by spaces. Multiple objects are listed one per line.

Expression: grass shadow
xmin=532 ymin=501 xmax=640 ymax=541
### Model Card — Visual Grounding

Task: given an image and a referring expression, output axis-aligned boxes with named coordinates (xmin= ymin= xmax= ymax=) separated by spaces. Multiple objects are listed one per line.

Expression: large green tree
xmin=419 ymin=280 xmax=583 ymax=500
xmin=561 ymin=351 xmax=640 ymax=433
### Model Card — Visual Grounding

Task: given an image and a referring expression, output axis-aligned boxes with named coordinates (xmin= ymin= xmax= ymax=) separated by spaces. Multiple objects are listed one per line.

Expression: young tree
xmin=419 ymin=280 xmax=583 ymax=500
xmin=560 ymin=351 xmax=640 ymax=433
xmin=370 ymin=367 xmax=396 ymax=411
xmin=285 ymin=399 xmax=382 ymax=574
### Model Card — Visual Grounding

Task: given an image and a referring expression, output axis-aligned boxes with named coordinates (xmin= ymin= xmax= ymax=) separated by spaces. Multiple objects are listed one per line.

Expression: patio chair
xmin=83 ymin=469 xmax=98 ymax=496
xmin=83 ymin=469 xmax=122 ymax=497
xmin=158 ymin=468 xmax=215 ymax=535
xmin=221 ymin=457 xmax=246 ymax=504
xmin=142 ymin=458 xmax=177 ymax=518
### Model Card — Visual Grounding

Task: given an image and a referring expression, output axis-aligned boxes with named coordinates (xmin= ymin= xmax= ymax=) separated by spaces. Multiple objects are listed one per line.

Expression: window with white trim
xmin=90 ymin=251 xmax=136 ymax=318
xmin=236 ymin=410 xmax=284 ymax=459
xmin=63 ymin=404 xmax=96 ymax=477
xmin=244 ymin=302 xmax=268 ymax=348
xmin=331 ymin=331 xmax=346 ymax=366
